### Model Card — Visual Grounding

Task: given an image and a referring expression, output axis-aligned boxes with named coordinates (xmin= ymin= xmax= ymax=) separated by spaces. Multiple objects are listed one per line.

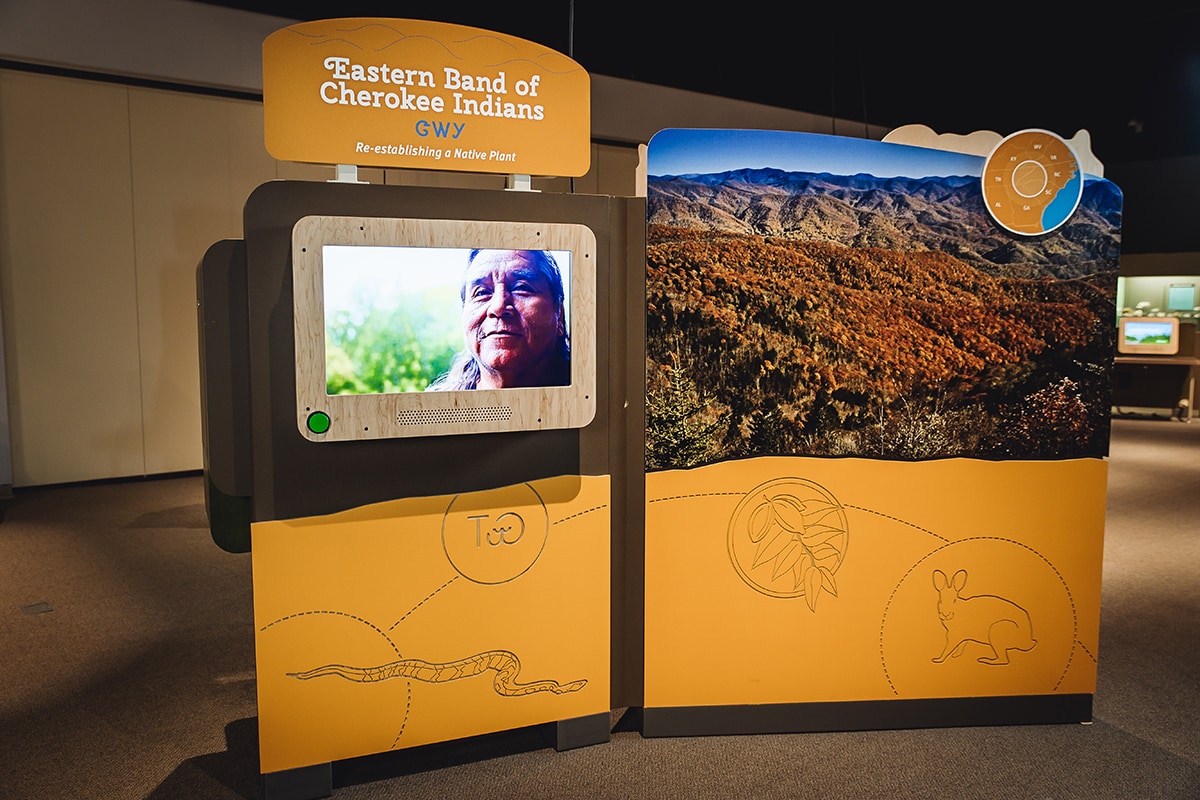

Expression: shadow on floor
xmin=147 ymin=718 xmax=262 ymax=800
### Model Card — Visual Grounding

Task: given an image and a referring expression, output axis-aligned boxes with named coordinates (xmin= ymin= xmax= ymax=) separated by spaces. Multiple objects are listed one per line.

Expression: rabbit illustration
xmin=932 ymin=569 xmax=1037 ymax=665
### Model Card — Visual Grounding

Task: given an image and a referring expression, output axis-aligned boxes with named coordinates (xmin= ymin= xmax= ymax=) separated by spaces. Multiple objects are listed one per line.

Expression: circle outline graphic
xmin=442 ymin=483 xmax=549 ymax=585
xmin=726 ymin=477 xmax=849 ymax=600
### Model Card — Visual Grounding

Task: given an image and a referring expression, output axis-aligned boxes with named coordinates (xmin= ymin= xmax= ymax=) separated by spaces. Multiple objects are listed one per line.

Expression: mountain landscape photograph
xmin=644 ymin=131 xmax=1123 ymax=470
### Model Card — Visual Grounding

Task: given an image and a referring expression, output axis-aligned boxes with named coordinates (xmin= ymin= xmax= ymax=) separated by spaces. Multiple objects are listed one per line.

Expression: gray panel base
xmin=556 ymin=711 xmax=612 ymax=751
xmin=640 ymin=695 xmax=1093 ymax=737
xmin=264 ymin=715 xmax=613 ymax=796
xmin=262 ymin=762 xmax=332 ymax=800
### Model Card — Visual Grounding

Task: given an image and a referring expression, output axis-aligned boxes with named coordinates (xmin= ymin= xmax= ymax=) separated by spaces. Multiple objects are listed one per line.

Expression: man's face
xmin=462 ymin=250 xmax=564 ymax=388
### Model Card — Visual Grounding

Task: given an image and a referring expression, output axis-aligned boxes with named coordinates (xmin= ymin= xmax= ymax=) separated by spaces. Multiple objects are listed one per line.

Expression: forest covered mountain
xmin=648 ymin=168 xmax=1122 ymax=280
xmin=644 ymin=169 xmax=1122 ymax=468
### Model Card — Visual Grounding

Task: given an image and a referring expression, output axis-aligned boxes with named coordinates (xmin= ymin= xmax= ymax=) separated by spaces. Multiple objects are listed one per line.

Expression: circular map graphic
xmin=981 ymin=129 xmax=1082 ymax=236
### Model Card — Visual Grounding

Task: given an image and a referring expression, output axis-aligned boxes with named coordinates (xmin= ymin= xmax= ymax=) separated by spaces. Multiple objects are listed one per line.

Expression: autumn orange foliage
xmin=645 ymin=225 xmax=1116 ymax=466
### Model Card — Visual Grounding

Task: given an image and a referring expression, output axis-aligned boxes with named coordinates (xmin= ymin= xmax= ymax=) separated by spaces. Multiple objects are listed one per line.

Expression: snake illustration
xmin=288 ymin=649 xmax=587 ymax=697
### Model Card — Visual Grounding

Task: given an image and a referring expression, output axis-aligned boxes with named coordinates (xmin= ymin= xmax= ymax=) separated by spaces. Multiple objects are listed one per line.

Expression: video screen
xmin=1122 ymin=319 xmax=1176 ymax=346
xmin=322 ymin=245 xmax=573 ymax=395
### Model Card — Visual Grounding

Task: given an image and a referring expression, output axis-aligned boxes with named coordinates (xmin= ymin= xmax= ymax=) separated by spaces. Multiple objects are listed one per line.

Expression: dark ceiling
xmin=200 ymin=2 xmax=1200 ymax=167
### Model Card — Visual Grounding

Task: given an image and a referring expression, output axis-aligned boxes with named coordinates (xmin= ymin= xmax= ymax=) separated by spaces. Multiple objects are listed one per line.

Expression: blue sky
xmin=647 ymin=128 xmax=983 ymax=179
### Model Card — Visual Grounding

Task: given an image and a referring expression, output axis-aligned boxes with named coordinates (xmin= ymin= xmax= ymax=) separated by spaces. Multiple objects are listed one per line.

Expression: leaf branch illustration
xmin=747 ymin=493 xmax=846 ymax=610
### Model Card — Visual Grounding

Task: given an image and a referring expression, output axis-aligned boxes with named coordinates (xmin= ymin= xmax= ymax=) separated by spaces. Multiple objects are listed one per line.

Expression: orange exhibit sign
xmin=262 ymin=18 xmax=590 ymax=176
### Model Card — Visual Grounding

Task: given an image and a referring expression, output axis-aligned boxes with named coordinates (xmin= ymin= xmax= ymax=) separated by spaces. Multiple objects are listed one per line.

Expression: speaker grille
xmin=397 ymin=406 xmax=514 ymax=426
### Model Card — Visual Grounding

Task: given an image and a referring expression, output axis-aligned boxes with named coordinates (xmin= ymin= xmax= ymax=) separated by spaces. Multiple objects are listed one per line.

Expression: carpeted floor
xmin=1 ymin=416 xmax=1198 ymax=799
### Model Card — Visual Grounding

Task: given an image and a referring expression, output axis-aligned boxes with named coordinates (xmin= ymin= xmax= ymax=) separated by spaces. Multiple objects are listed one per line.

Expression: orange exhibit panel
xmin=253 ymin=476 xmax=611 ymax=773
xmin=641 ymin=127 xmax=1120 ymax=733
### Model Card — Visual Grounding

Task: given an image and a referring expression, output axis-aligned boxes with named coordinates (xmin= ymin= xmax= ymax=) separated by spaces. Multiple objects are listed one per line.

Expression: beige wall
xmin=0 ymin=68 xmax=644 ymax=487
xmin=0 ymin=72 xmax=143 ymax=485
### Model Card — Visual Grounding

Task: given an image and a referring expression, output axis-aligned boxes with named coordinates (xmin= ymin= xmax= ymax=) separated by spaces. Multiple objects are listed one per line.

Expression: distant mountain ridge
xmin=647 ymin=168 xmax=1122 ymax=280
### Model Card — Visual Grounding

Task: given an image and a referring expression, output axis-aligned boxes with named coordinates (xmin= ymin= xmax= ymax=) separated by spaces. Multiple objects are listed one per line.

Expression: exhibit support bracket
xmin=330 ymin=165 xmax=367 ymax=184
xmin=506 ymin=174 xmax=537 ymax=192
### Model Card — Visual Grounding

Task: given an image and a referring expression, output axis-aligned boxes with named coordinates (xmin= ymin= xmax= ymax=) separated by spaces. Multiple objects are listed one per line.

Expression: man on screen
xmin=428 ymin=248 xmax=570 ymax=390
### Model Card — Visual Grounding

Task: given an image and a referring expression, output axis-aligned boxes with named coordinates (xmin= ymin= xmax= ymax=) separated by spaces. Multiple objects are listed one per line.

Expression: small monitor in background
xmin=1117 ymin=316 xmax=1180 ymax=356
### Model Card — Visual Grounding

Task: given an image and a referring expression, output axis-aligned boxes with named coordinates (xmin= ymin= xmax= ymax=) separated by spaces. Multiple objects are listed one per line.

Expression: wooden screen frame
xmin=292 ymin=215 xmax=597 ymax=441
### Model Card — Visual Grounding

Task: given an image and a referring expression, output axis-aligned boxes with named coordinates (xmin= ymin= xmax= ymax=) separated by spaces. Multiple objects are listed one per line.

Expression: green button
xmin=307 ymin=411 xmax=331 ymax=434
